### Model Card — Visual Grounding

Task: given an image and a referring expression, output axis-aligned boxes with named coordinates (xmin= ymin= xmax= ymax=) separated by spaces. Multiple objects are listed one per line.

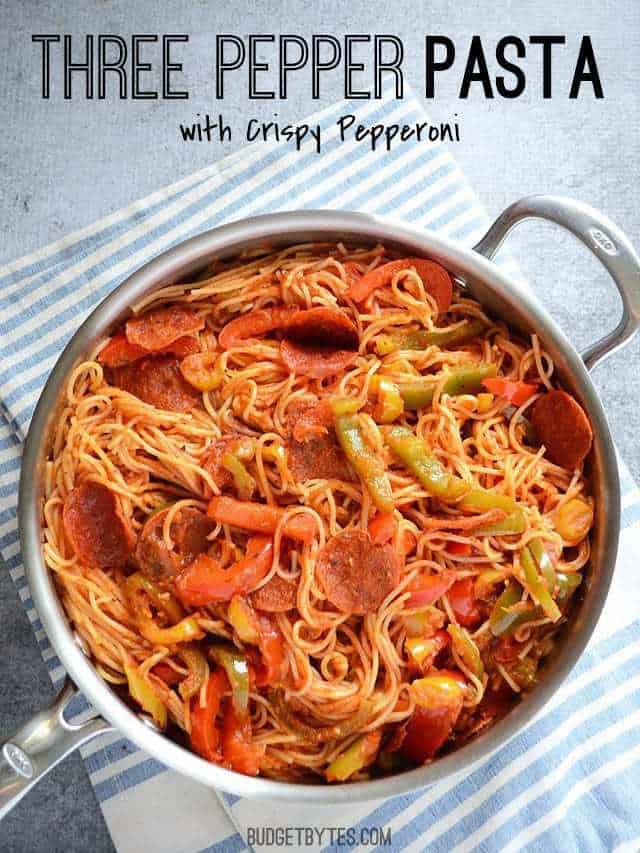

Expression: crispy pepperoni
xmin=135 ymin=506 xmax=214 ymax=583
xmin=286 ymin=398 xmax=334 ymax=443
xmin=531 ymin=389 xmax=593 ymax=469
xmin=347 ymin=257 xmax=453 ymax=313
xmin=98 ymin=333 xmax=148 ymax=367
xmin=315 ymin=529 xmax=401 ymax=614
xmin=250 ymin=572 xmax=298 ymax=612
xmin=288 ymin=435 xmax=353 ymax=483
xmin=126 ymin=306 xmax=204 ymax=352
xmin=108 ymin=356 xmax=200 ymax=412
xmin=279 ymin=307 xmax=359 ymax=379
xmin=280 ymin=339 xmax=358 ymax=379
xmin=63 ymin=481 xmax=134 ymax=568
xmin=284 ymin=307 xmax=359 ymax=351
xmin=98 ymin=332 xmax=200 ymax=367
xmin=218 ymin=306 xmax=300 ymax=350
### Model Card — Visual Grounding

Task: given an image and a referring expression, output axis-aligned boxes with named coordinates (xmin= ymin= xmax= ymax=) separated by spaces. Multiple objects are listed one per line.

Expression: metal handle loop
xmin=0 ymin=678 xmax=113 ymax=821
xmin=473 ymin=194 xmax=640 ymax=370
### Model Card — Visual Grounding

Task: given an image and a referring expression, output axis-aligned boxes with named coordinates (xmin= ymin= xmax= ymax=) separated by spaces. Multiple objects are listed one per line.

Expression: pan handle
xmin=473 ymin=194 xmax=640 ymax=371
xmin=0 ymin=677 xmax=113 ymax=821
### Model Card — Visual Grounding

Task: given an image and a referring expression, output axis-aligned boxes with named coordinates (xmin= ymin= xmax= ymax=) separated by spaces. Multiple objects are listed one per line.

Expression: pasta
xmin=41 ymin=242 xmax=594 ymax=782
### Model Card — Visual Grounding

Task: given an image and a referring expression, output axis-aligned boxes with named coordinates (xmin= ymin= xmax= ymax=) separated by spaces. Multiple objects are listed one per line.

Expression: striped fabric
xmin=1 ymin=86 xmax=639 ymax=853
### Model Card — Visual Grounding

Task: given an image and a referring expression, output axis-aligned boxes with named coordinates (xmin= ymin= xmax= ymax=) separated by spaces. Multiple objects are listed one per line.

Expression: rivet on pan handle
xmin=473 ymin=194 xmax=640 ymax=371
xmin=0 ymin=678 xmax=114 ymax=821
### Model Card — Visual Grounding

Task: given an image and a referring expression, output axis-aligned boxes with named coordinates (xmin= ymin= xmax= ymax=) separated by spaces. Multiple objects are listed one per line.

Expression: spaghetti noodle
xmin=42 ymin=242 xmax=594 ymax=782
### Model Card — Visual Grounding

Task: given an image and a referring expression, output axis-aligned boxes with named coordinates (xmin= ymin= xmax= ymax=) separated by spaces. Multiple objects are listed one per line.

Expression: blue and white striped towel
xmin=1 ymin=87 xmax=639 ymax=853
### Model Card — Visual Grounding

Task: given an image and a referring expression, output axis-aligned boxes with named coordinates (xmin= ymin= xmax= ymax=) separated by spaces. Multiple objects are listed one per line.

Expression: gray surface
xmin=0 ymin=0 xmax=638 ymax=850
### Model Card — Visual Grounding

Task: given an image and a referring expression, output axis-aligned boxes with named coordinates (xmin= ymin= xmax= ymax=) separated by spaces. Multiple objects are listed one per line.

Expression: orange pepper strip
xmin=208 ymin=496 xmax=316 ymax=544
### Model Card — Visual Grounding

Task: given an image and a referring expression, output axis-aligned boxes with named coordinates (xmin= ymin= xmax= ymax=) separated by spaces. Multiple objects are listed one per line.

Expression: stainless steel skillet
xmin=2 ymin=195 xmax=639 ymax=817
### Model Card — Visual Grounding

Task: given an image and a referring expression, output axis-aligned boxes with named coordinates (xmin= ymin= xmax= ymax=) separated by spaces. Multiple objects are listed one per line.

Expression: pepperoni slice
xmin=126 ymin=306 xmax=204 ymax=352
xmin=347 ymin=258 xmax=453 ymax=313
xmin=288 ymin=435 xmax=353 ymax=483
xmin=108 ymin=356 xmax=200 ymax=412
xmin=63 ymin=481 xmax=134 ymax=568
xmin=98 ymin=333 xmax=148 ymax=367
xmin=280 ymin=340 xmax=358 ymax=379
xmin=284 ymin=307 xmax=359 ymax=351
xmin=286 ymin=398 xmax=334 ymax=443
xmin=279 ymin=307 xmax=360 ymax=379
xmin=315 ymin=529 xmax=401 ymax=614
xmin=250 ymin=572 xmax=298 ymax=612
xmin=98 ymin=332 xmax=200 ymax=367
xmin=218 ymin=306 xmax=300 ymax=350
xmin=135 ymin=506 xmax=214 ymax=584
xmin=531 ymin=389 xmax=593 ymax=469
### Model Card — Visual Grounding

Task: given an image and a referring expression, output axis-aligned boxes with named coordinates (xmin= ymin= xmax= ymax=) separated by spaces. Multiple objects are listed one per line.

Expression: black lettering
xmin=459 ymin=35 xmax=493 ymax=98
xmin=570 ymin=36 xmax=603 ymax=98
xmin=163 ymin=35 xmax=188 ymax=99
xmin=425 ymin=36 xmax=455 ymax=98
xmin=337 ymin=113 xmax=356 ymax=140
xmin=374 ymin=35 xmax=403 ymax=98
xmin=496 ymin=36 xmax=526 ymax=97
xmin=98 ymin=35 xmax=127 ymax=99
xmin=64 ymin=34 xmax=94 ymax=99
xmin=311 ymin=35 xmax=341 ymax=99
xmin=32 ymin=34 xmax=60 ymax=99
xmin=131 ymin=34 xmax=158 ymax=99
xmin=279 ymin=35 xmax=308 ymax=98
xmin=530 ymin=35 xmax=565 ymax=98
xmin=215 ymin=35 xmax=245 ymax=99
xmin=344 ymin=34 xmax=370 ymax=99
xmin=248 ymin=34 xmax=275 ymax=98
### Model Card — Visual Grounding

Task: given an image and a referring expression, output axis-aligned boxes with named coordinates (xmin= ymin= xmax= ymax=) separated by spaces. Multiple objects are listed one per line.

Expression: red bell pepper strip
xmin=402 ymin=671 xmax=466 ymax=763
xmin=254 ymin=613 xmax=286 ymax=686
xmin=221 ymin=700 xmax=264 ymax=776
xmin=190 ymin=670 xmax=228 ymax=762
xmin=447 ymin=578 xmax=482 ymax=628
xmin=175 ymin=537 xmax=273 ymax=606
xmin=367 ymin=512 xmax=397 ymax=545
xmin=406 ymin=571 xmax=456 ymax=608
xmin=447 ymin=540 xmax=472 ymax=556
xmin=481 ymin=378 xmax=538 ymax=406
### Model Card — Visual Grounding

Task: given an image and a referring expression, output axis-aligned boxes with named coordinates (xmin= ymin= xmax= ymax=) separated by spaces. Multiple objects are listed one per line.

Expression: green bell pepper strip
xmin=208 ymin=645 xmax=250 ymax=717
xmin=510 ymin=656 xmax=538 ymax=690
xmin=529 ymin=538 xmax=557 ymax=591
xmin=125 ymin=573 xmax=203 ymax=646
xmin=397 ymin=364 xmax=498 ymax=410
xmin=490 ymin=571 xmax=581 ymax=638
xmin=221 ymin=452 xmax=256 ymax=500
xmin=332 ymin=401 xmax=394 ymax=512
xmin=520 ymin=545 xmax=561 ymax=622
xmin=376 ymin=319 xmax=487 ymax=355
xmin=385 ymin=425 xmax=470 ymax=501
xmin=459 ymin=487 xmax=526 ymax=536
xmin=556 ymin=571 xmax=581 ymax=601
xmin=447 ymin=624 xmax=484 ymax=679
xmin=489 ymin=582 xmax=528 ymax=636
xmin=125 ymin=663 xmax=167 ymax=729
